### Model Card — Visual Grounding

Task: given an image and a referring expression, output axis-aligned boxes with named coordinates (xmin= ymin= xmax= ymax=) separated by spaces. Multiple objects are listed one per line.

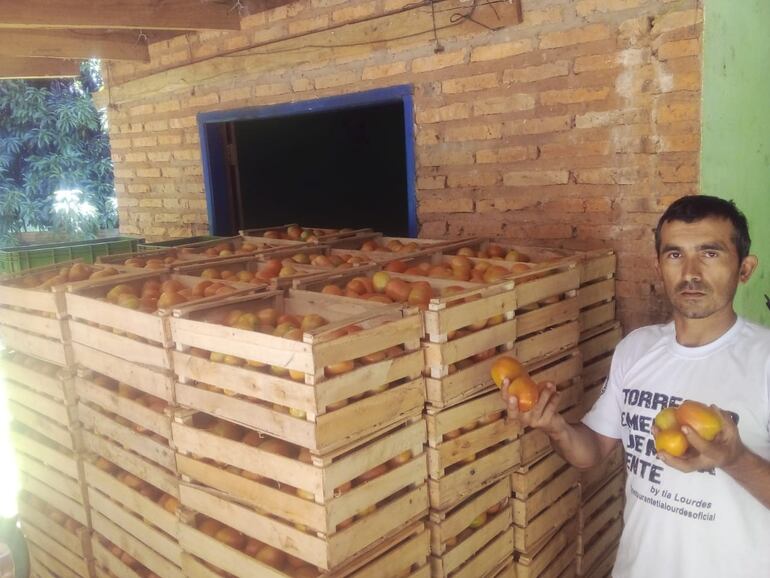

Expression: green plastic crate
xmin=137 ymin=235 xmax=223 ymax=252
xmin=0 ymin=236 xmax=144 ymax=274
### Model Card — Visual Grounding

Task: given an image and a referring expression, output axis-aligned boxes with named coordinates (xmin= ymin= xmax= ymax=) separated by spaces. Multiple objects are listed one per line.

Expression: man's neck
xmin=673 ymin=309 xmax=738 ymax=347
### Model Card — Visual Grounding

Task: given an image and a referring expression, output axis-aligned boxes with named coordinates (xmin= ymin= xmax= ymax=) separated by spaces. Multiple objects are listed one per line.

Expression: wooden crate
xmin=578 ymin=322 xmax=622 ymax=368
xmin=515 ymin=518 xmax=577 ymax=578
xmin=0 ymin=351 xmax=75 ymax=404
xmin=83 ymin=456 xmax=182 ymax=578
xmin=101 ymin=236 xmax=304 ymax=269
xmin=418 ymin=259 xmax=581 ymax=409
xmin=170 ymin=289 xmax=424 ymax=454
xmin=578 ymin=544 xmax=617 ymax=578
xmin=26 ymin=540 xmax=92 ymax=578
xmin=75 ymin=370 xmax=176 ymax=474
xmin=295 ymin=267 xmax=517 ymax=410
xmin=64 ymin=270 xmax=259 ymax=371
xmin=516 ymin=349 xmax=584 ymax=466
xmin=18 ymin=491 xmax=93 ymax=578
xmin=575 ymin=516 xmax=622 ymax=577
xmin=3 ymin=375 xmax=80 ymax=453
xmin=11 ymin=428 xmax=89 ymax=527
xmin=512 ymin=452 xmax=579 ymax=529
xmin=91 ymin=528 xmax=183 ymax=578
xmin=577 ymin=472 xmax=624 ymax=556
xmin=514 ymin=485 xmax=580 ymax=557
xmin=179 ymin=521 xmax=429 ymax=578
xmin=173 ymin=415 xmax=428 ymax=570
xmin=172 ymin=251 xmax=340 ymax=289
xmin=579 ymin=445 xmax=625 ymax=503
xmin=72 ymin=342 xmax=175 ymax=403
xmin=431 ymin=527 xmax=514 ymax=578
xmin=579 ymin=321 xmax=622 ymax=415
xmin=576 ymin=249 xmax=616 ymax=334
xmin=239 ymin=223 xmax=374 ymax=243
xmin=428 ymin=478 xmax=513 ymax=577
xmin=425 ymin=390 xmax=520 ymax=510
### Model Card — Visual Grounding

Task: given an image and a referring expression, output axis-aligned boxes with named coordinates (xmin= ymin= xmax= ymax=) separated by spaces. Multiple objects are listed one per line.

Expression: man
xmin=503 ymin=195 xmax=770 ymax=577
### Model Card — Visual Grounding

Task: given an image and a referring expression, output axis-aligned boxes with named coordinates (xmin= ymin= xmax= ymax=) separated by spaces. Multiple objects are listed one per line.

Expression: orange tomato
xmin=490 ymin=356 xmax=524 ymax=388
xmin=507 ymin=375 xmax=540 ymax=412
xmin=655 ymin=429 xmax=689 ymax=457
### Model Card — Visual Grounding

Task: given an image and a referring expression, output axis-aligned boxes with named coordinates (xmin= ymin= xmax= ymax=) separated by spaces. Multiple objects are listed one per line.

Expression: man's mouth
xmin=680 ymin=290 xmax=706 ymax=297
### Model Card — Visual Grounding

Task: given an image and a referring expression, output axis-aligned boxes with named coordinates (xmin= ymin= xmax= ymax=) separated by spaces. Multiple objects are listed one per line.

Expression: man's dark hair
xmin=655 ymin=195 xmax=751 ymax=262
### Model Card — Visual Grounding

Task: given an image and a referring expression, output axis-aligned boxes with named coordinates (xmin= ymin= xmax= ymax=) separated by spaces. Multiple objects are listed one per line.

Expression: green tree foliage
xmin=0 ymin=61 xmax=116 ymax=246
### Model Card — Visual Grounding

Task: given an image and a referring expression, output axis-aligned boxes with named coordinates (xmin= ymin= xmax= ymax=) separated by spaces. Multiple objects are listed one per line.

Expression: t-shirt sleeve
xmin=581 ymin=348 xmax=625 ymax=440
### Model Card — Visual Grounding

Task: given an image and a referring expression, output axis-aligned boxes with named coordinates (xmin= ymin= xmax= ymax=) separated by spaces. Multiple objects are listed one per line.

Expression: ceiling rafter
xmin=0 ymin=56 xmax=80 ymax=79
xmin=0 ymin=0 xmax=241 ymax=31
xmin=0 ymin=29 xmax=151 ymax=61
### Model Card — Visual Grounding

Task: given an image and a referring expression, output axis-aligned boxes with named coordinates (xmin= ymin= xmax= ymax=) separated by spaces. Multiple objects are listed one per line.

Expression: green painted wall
xmin=701 ymin=0 xmax=770 ymax=327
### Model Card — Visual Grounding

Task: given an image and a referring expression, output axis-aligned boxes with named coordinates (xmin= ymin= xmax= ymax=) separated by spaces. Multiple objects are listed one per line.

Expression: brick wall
xmin=100 ymin=0 xmax=703 ymax=331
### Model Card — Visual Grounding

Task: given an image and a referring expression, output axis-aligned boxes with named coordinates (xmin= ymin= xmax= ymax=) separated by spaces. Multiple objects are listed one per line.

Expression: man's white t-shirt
xmin=582 ymin=316 xmax=770 ymax=578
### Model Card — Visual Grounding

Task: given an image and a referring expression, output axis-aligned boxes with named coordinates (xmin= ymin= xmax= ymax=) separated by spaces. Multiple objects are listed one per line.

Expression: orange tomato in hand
xmin=507 ymin=375 xmax=540 ymax=412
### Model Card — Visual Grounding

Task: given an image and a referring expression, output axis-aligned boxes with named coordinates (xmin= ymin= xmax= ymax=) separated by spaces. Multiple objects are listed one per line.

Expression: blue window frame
xmin=197 ymin=84 xmax=417 ymax=236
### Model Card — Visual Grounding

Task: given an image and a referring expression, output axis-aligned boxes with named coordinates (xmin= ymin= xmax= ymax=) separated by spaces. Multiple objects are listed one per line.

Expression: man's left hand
xmin=656 ymin=405 xmax=746 ymax=473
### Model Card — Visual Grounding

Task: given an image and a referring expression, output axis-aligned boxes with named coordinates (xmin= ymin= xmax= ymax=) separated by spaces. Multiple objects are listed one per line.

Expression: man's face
xmin=657 ymin=217 xmax=745 ymax=320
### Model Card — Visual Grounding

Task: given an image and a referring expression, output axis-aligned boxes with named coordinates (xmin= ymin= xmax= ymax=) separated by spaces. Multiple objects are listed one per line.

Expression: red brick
xmin=362 ymin=61 xmax=407 ymax=80
xmin=574 ymin=167 xmax=645 ymax=185
xmin=503 ymin=61 xmax=570 ymax=84
xmin=416 ymin=103 xmax=472 ymax=124
xmin=288 ymin=14 xmax=329 ymax=35
xmin=476 ymin=145 xmax=535 ymax=164
xmin=657 ymin=134 xmax=699 ymax=153
xmin=442 ymin=73 xmax=499 ymax=94
xmin=446 ymin=171 xmax=500 ymax=188
xmin=418 ymin=197 xmax=474 ymax=214
xmin=417 ymin=176 xmax=446 ymax=190
xmin=504 ymin=115 xmax=572 ymax=136
xmin=137 ymin=167 xmax=162 ymax=178
xmin=132 ymin=136 xmax=157 ymax=148
xmin=520 ymin=7 xmax=564 ymax=27
xmin=420 ymin=147 xmax=475 ymax=167
xmin=503 ymin=170 xmax=569 ymax=186
xmin=445 ymin=123 xmax=503 ymax=142
xmin=315 ymin=70 xmax=359 ymax=90
xmin=575 ymin=109 xmax=647 ymax=128
xmin=539 ymin=141 xmax=611 ymax=158
xmin=540 ymin=24 xmax=610 ymax=50
xmin=652 ymin=10 xmax=703 ymax=35
xmin=470 ymin=39 xmax=533 ymax=62
xmin=657 ymin=38 xmax=699 ymax=61
xmin=472 ymin=94 xmax=536 ymax=115
xmin=254 ymin=83 xmax=292 ymax=97
xmin=476 ymin=196 xmax=540 ymax=212
xmin=541 ymin=87 xmax=610 ymax=106
xmin=575 ymin=0 xmax=646 ymax=17
xmin=332 ymin=2 xmax=376 ymax=23
xmin=655 ymin=100 xmax=699 ymax=124
xmin=658 ymin=162 xmax=697 ymax=183
xmin=412 ymin=49 xmax=466 ymax=73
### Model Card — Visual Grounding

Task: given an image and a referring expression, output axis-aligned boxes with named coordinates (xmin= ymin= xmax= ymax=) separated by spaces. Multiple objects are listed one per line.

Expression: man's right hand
xmin=501 ymin=379 xmax=567 ymax=438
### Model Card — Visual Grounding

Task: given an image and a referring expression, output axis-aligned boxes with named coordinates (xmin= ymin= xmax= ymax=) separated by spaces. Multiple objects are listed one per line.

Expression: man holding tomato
xmin=503 ymin=195 xmax=770 ymax=577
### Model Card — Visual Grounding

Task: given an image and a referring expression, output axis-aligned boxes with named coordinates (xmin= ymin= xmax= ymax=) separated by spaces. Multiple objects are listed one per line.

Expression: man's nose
xmin=682 ymin=257 xmax=702 ymax=281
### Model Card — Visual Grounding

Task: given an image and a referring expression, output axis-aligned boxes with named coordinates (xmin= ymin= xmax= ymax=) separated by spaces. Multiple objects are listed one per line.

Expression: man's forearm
xmin=548 ymin=421 xmax=613 ymax=470
xmin=723 ymin=448 xmax=770 ymax=509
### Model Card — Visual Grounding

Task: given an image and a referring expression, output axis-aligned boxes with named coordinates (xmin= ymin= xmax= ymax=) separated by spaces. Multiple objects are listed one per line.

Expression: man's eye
xmin=667 ymin=252 xmax=681 ymax=259
xmin=704 ymin=251 xmax=718 ymax=258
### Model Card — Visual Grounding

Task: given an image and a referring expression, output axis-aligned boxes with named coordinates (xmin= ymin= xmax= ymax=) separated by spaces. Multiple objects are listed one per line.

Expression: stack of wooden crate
xmin=576 ymin=250 xmax=625 ymax=578
xmin=61 ymin=270 xmax=224 ymax=578
xmin=576 ymin=447 xmax=625 ymax=578
xmin=0 ymin=263 xmax=104 ymax=578
xmin=168 ymin=289 xmax=430 ymax=577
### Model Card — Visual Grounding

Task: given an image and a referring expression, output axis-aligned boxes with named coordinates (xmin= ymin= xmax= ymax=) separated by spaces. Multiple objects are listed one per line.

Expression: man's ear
xmin=739 ymin=255 xmax=758 ymax=283
xmin=654 ymin=254 xmax=662 ymax=277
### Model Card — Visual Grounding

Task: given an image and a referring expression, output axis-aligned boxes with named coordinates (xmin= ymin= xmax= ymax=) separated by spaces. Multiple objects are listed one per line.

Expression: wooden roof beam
xmin=0 ymin=29 xmax=150 ymax=61
xmin=0 ymin=57 xmax=80 ymax=79
xmin=0 ymin=0 xmax=241 ymax=31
